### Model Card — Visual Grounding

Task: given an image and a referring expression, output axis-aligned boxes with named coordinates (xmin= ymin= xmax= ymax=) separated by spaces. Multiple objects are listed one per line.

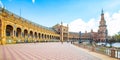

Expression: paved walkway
xmin=0 ymin=42 xmax=117 ymax=60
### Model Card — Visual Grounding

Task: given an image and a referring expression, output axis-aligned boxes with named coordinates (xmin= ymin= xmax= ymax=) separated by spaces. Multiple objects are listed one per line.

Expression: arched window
xmin=6 ymin=25 xmax=13 ymax=36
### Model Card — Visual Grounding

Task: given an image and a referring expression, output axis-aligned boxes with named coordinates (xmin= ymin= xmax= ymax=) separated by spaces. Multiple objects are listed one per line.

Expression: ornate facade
xmin=67 ymin=10 xmax=108 ymax=42
xmin=83 ymin=10 xmax=108 ymax=42
xmin=53 ymin=22 xmax=69 ymax=42
xmin=97 ymin=10 xmax=108 ymax=42
xmin=0 ymin=7 xmax=60 ymax=45
xmin=0 ymin=7 xmax=108 ymax=45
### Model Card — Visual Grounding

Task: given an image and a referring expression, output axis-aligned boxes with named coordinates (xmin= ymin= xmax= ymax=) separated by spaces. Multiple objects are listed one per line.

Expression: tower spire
xmin=101 ymin=9 xmax=104 ymax=15
xmin=61 ymin=21 xmax=63 ymax=25
xmin=100 ymin=9 xmax=105 ymax=22
xmin=98 ymin=9 xmax=108 ymax=42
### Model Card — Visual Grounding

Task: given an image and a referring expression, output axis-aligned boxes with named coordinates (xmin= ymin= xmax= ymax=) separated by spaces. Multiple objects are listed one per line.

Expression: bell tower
xmin=98 ymin=9 xmax=108 ymax=42
xmin=100 ymin=9 xmax=106 ymax=26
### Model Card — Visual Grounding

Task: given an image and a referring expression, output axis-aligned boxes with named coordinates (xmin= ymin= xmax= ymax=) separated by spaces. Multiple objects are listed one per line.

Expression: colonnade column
xmin=67 ymin=24 xmax=69 ymax=41
xmin=13 ymin=27 xmax=16 ymax=43
xmin=60 ymin=22 xmax=63 ymax=42
xmin=21 ymin=29 xmax=24 ymax=42
xmin=28 ymin=31 xmax=30 ymax=42
xmin=1 ymin=20 xmax=6 ymax=45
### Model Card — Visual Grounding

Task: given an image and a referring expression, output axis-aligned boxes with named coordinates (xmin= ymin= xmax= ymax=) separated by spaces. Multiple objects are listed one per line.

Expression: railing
xmin=115 ymin=49 xmax=120 ymax=59
xmin=95 ymin=46 xmax=120 ymax=59
xmin=73 ymin=43 xmax=120 ymax=59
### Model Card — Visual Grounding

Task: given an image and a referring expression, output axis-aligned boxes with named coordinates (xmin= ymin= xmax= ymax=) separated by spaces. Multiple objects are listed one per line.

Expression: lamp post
xmin=90 ymin=33 xmax=93 ymax=45
xmin=73 ymin=36 xmax=74 ymax=43
xmin=79 ymin=31 xmax=82 ymax=44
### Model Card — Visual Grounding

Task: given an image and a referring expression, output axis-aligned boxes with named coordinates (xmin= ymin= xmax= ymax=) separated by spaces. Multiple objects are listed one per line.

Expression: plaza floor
xmin=0 ymin=42 xmax=117 ymax=60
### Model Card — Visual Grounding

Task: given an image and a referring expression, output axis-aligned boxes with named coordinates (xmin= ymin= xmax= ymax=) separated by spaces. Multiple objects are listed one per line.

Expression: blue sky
xmin=0 ymin=0 xmax=120 ymax=35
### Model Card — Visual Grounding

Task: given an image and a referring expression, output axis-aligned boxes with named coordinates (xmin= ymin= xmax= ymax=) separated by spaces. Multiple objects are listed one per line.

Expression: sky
xmin=0 ymin=0 xmax=120 ymax=36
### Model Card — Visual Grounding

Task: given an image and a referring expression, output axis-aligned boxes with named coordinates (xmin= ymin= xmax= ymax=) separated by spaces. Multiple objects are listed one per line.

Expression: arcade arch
xmin=0 ymin=20 xmax=1 ymax=38
xmin=16 ymin=28 xmax=21 ymax=37
xmin=34 ymin=32 xmax=37 ymax=39
xmin=6 ymin=25 xmax=13 ymax=43
xmin=24 ymin=29 xmax=28 ymax=38
xmin=38 ymin=33 xmax=41 ymax=39
xmin=30 ymin=31 xmax=33 ymax=38
xmin=6 ymin=25 xmax=13 ymax=36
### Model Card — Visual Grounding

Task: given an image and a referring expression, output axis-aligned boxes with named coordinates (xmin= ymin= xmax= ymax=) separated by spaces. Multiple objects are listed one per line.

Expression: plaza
xmin=0 ymin=0 xmax=120 ymax=60
xmin=0 ymin=42 xmax=117 ymax=60
xmin=0 ymin=6 xmax=108 ymax=45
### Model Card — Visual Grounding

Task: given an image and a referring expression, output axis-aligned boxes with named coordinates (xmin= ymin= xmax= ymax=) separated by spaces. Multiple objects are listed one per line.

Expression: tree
xmin=107 ymin=36 xmax=115 ymax=47
xmin=113 ymin=31 xmax=120 ymax=42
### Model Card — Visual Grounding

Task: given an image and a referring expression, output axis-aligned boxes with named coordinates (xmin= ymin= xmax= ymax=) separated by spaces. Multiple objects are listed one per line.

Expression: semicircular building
xmin=0 ymin=7 xmax=108 ymax=45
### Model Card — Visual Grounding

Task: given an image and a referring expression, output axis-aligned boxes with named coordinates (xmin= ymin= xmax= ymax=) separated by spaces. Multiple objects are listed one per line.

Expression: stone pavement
xmin=0 ymin=42 xmax=116 ymax=60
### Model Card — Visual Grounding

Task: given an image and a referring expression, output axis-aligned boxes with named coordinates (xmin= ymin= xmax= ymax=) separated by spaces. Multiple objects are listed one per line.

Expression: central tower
xmin=98 ymin=9 xmax=108 ymax=42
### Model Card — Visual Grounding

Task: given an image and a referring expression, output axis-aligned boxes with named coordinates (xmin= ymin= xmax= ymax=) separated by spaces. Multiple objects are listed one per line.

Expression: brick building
xmin=0 ymin=7 xmax=108 ymax=45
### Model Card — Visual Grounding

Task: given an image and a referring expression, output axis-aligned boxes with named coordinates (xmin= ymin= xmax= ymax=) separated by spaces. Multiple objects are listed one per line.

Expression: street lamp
xmin=79 ymin=31 xmax=82 ymax=44
xmin=89 ymin=33 xmax=93 ymax=45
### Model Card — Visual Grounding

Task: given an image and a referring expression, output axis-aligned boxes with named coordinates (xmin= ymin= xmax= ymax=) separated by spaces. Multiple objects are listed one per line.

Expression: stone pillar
xmin=67 ymin=24 xmax=69 ymax=41
xmin=111 ymin=48 xmax=115 ymax=58
xmin=21 ymin=29 xmax=24 ymax=42
xmin=1 ymin=22 xmax=6 ymax=45
xmin=28 ymin=31 xmax=30 ymax=42
xmin=13 ymin=26 xmax=17 ymax=44
xmin=60 ymin=23 xmax=63 ymax=42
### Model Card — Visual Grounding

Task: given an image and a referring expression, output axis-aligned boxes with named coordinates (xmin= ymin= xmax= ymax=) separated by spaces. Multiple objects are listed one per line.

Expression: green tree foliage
xmin=113 ymin=31 xmax=120 ymax=42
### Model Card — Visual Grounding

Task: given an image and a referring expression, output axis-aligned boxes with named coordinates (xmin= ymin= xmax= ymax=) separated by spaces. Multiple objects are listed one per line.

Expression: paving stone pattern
xmin=0 ymin=42 xmax=101 ymax=60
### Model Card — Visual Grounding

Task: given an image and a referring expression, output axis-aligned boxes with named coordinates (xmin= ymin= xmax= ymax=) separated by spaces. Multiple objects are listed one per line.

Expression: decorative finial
xmin=91 ymin=29 xmax=93 ymax=32
xmin=61 ymin=21 xmax=63 ymax=25
xmin=101 ymin=9 xmax=104 ymax=15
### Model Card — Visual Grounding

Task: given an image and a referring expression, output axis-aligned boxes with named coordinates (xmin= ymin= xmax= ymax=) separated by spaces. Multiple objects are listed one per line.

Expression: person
xmin=67 ymin=40 xmax=69 ymax=43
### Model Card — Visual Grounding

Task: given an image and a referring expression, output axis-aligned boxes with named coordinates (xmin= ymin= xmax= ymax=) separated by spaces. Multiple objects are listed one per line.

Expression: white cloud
xmin=63 ymin=23 xmax=67 ymax=26
xmin=32 ymin=0 xmax=35 ymax=4
xmin=0 ymin=0 xmax=3 ymax=8
xmin=106 ymin=11 xmax=120 ymax=36
xmin=69 ymin=11 xmax=120 ymax=36
xmin=69 ymin=18 xmax=99 ymax=33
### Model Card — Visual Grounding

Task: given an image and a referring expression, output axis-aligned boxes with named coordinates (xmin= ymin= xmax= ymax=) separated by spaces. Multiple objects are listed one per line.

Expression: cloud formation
xmin=32 ymin=0 xmax=35 ymax=4
xmin=69 ymin=11 xmax=120 ymax=36
xmin=106 ymin=11 xmax=120 ymax=36
xmin=69 ymin=18 xmax=99 ymax=33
